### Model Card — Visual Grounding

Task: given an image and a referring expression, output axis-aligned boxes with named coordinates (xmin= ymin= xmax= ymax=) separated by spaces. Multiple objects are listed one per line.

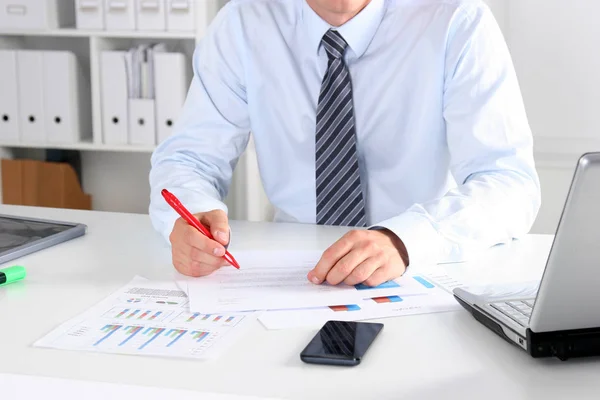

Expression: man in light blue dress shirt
xmin=150 ymin=0 xmax=541 ymax=286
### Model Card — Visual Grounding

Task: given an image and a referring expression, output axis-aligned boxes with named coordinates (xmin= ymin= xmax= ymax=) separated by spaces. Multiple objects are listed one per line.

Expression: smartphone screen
xmin=300 ymin=320 xmax=384 ymax=366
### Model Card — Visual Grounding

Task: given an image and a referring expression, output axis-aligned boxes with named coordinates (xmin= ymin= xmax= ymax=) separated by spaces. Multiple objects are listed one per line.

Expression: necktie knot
xmin=322 ymin=29 xmax=348 ymax=60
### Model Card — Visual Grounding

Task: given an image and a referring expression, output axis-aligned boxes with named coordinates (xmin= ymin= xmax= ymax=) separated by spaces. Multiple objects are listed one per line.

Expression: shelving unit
xmin=0 ymin=139 xmax=155 ymax=153
xmin=0 ymin=28 xmax=197 ymax=39
xmin=0 ymin=4 xmax=224 ymax=213
xmin=0 ymin=28 xmax=199 ymax=152
xmin=0 ymin=0 xmax=268 ymax=221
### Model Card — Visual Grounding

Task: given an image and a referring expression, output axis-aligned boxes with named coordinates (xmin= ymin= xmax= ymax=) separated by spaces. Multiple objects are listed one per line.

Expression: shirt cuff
xmin=371 ymin=211 xmax=446 ymax=268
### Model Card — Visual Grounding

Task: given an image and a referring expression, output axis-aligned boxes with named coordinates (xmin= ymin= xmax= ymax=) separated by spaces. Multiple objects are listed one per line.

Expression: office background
xmin=0 ymin=0 xmax=591 ymax=235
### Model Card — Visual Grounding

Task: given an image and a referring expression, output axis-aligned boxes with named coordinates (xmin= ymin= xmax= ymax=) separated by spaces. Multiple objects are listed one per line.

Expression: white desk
xmin=1 ymin=205 xmax=599 ymax=400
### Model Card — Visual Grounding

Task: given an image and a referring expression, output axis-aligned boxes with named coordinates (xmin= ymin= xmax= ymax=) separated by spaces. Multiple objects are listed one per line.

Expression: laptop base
xmin=528 ymin=326 xmax=600 ymax=360
xmin=455 ymin=295 xmax=600 ymax=361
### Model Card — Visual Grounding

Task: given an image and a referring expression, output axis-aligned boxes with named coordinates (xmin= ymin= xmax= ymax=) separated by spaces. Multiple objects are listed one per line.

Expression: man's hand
xmin=307 ymin=229 xmax=408 ymax=287
xmin=169 ymin=210 xmax=230 ymax=277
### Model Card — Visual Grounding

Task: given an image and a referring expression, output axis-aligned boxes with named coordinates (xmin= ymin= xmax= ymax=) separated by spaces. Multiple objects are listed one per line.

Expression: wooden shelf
xmin=0 ymin=28 xmax=196 ymax=40
xmin=0 ymin=141 xmax=156 ymax=153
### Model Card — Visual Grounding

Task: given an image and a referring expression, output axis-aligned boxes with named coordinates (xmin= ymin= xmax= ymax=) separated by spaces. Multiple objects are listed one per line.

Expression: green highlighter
xmin=0 ymin=266 xmax=26 ymax=287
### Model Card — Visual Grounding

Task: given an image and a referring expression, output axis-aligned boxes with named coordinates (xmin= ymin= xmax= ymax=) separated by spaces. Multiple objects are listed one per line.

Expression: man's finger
xmin=343 ymin=257 xmax=382 ymax=286
xmin=172 ymin=247 xmax=195 ymax=276
xmin=200 ymin=210 xmax=230 ymax=246
xmin=325 ymin=249 xmax=371 ymax=286
xmin=308 ymin=232 xmax=357 ymax=284
xmin=363 ymin=266 xmax=392 ymax=288
xmin=183 ymin=225 xmax=226 ymax=257
xmin=173 ymin=258 xmax=193 ymax=277
xmin=189 ymin=261 xmax=221 ymax=277
xmin=190 ymin=246 xmax=229 ymax=266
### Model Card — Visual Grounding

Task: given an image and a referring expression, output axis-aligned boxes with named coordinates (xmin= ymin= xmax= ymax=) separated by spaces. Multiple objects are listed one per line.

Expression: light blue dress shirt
xmin=150 ymin=0 xmax=541 ymax=267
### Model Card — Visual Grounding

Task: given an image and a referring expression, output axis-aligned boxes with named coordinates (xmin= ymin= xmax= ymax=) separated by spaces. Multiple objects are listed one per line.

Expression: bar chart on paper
xmin=95 ymin=324 xmax=122 ymax=346
xmin=329 ymin=305 xmax=361 ymax=312
xmin=258 ymin=275 xmax=461 ymax=330
xmin=44 ymin=316 xmax=223 ymax=358
xmin=372 ymin=296 xmax=403 ymax=304
xmin=34 ymin=279 xmax=256 ymax=360
xmin=103 ymin=308 xmax=171 ymax=322
xmin=170 ymin=311 xmax=244 ymax=328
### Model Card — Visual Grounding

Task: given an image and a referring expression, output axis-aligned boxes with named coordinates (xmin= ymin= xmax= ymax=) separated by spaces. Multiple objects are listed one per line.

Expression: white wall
xmin=80 ymin=142 xmax=271 ymax=221
xmin=484 ymin=0 xmax=508 ymax=36
xmin=504 ymin=0 xmax=600 ymax=233
xmin=81 ymin=152 xmax=151 ymax=214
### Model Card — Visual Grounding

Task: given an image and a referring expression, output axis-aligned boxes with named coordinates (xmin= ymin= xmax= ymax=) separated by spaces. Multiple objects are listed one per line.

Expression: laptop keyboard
xmin=490 ymin=300 xmax=535 ymax=326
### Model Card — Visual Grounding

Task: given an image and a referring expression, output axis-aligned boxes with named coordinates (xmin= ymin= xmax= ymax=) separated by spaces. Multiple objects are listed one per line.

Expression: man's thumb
xmin=203 ymin=210 xmax=229 ymax=245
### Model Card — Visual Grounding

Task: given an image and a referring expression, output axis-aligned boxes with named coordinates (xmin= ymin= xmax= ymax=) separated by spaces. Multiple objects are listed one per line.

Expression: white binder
xmin=129 ymin=98 xmax=156 ymax=145
xmin=135 ymin=0 xmax=165 ymax=31
xmin=43 ymin=51 xmax=91 ymax=144
xmin=165 ymin=0 xmax=194 ymax=32
xmin=154 ymin=52 xmax=190 ymax=143
xmin=0 ymin=0 xmax=75 ymax=30
xmin=104 ymin=0 xmax=136 ymax=30
xmin=100 ymin=51 xmax=129 ymax=145
xmin=17 ymin=50 xmax=45 ymax=143
xmin=75 ymin=0 xmax=105 ymax=30
xmin=0 ymin=50 xmax=20 ymax=142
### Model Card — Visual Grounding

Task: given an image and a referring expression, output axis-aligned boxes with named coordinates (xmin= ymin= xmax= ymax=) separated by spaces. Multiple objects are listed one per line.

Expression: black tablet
xmin=0 ymin=214 xmax=87 ymax=265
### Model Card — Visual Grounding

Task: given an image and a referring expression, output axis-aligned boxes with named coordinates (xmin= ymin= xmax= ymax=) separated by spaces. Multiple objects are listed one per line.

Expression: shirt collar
xmin=302 ymin=0 xmax=386 ymax=59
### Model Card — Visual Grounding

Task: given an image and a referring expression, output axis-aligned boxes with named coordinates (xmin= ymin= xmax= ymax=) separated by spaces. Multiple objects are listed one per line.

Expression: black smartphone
xmin=300 ymin=320 xmax=384 ymax=366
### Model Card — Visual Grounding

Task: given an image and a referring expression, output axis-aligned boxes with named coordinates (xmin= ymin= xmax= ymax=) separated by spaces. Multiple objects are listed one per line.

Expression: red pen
xmin=161 ymin=189 xmax=240 ymax=269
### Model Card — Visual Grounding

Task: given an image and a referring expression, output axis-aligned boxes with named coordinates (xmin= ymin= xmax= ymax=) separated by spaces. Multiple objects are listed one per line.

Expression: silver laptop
xmin=454 ymin=152 xmax=600 ymax=360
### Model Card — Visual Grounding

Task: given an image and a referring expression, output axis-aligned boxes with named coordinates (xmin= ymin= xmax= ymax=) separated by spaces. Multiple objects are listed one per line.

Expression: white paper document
xmin=176 ymin=250 xmax=326 ymax=296
xmin=34 ymin=277 xmax=256 ymax=360
xmin=0 ymin=374 xmax=279 ymax=400
xmin=422 ymin=264 xmax=542 ymax=295
xmin=187 ymin=253 xmax=436 ymax=313
xmin=421 ymin=270 xmax=467 ymax=293
xmin=259 ymin=280 xmax=461 ymax=330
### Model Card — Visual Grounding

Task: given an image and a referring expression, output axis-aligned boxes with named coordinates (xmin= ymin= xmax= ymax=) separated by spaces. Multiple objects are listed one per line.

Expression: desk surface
xmin=0 ymin=205 xmax=599 ymax=400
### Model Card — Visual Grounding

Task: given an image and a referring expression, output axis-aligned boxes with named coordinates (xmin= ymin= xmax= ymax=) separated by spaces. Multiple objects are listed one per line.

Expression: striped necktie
xmin=315 ymin=29 xmax=366 ymax=227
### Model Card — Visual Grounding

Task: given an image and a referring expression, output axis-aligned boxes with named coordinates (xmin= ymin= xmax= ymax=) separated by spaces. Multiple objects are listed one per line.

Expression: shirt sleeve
xmin=373 ymin=4 xmax=541 ymax=267
xmin=149 ymin=4 xmax=251 ymax=242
